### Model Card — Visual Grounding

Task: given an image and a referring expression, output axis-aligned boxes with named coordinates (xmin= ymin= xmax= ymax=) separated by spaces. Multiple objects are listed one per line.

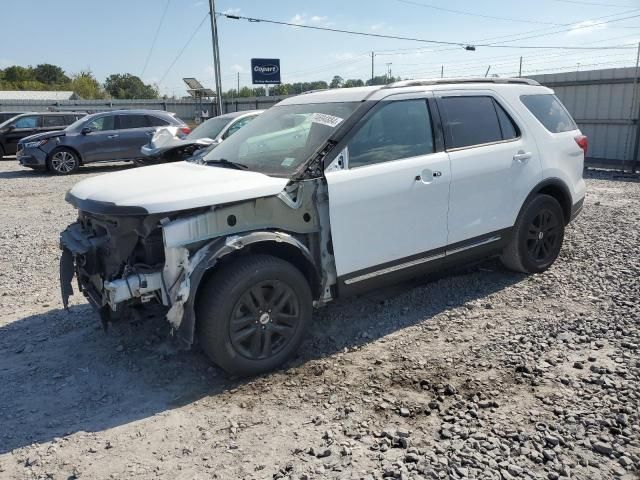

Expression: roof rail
xmin=300 ymin=88 xmax=330 ymax=95
xmin=385 ymin=77 xmax=540 ymax=88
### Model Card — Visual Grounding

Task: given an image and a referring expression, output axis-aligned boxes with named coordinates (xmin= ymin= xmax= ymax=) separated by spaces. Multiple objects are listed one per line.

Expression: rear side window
xmin=349 ymin=99 xmax=434 ymax=168
xmin=42 ymin=115 xmax=67 ymax=127
xmin=520 ymin=94 xmax=576 ymax=133
xmin=440 ymin=96 xmax=502 ymax=149
xmin=118 ymin=114 xmax=149 ymax=129
xmin=495 ymin=102 xmax=519 ymax=140
xmin=147 ymin=115 xmax=169 ymax=127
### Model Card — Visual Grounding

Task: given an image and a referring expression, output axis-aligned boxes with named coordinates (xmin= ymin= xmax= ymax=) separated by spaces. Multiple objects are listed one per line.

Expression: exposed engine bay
xmin=60 ymin=178 xmax=336 ymax=348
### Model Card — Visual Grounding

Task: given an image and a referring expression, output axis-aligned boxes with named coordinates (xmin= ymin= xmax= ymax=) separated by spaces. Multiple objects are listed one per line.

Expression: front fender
xmin=174 ymin=230 xmax=317 ymax=349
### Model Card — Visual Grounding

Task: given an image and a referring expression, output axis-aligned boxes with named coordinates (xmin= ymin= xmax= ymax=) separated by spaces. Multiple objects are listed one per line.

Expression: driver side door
xmin=325 ymin=95 xmax=451 ymax=292
xmin=5 ymin=115 xmax=40 ymax=154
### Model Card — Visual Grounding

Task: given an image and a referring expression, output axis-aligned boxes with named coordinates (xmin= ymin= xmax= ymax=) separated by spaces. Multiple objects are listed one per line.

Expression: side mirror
xmin=81 ymin=126 xmax=92 ymax=135
xmin=6 ymin=125 xmax=15 ymax=132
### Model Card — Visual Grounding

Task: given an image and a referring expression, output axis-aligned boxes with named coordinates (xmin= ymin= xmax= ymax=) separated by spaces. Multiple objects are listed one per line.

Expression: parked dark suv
xmin=17 ymin=109 xmax=189 ymax=174
xmin=0 ymin=112 xmax=86 ymax=159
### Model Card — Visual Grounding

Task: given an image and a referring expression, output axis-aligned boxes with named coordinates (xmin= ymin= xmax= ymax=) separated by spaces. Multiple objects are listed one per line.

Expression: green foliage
xmin=70 ymin=71 xmax=104 ymax=99
xmin=104 ymin=73 xmax=159 ymax=99
xmin=344 ymin=79 xmax=364 ymax=88
xmin=329 ymin=75 xmax=344 ymax=89
xmin=33 ymin=64 xmax=70 ymax=85
xmin=366 ymin=75 xmax=400 ymax=86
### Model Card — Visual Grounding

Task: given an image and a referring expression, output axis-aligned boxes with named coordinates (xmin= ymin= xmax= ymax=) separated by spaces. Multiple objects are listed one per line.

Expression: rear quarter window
xmin=520 ymin=94 xmax=577 ymax=133
xmin=147 ymin=115 xmax=169 ymax=127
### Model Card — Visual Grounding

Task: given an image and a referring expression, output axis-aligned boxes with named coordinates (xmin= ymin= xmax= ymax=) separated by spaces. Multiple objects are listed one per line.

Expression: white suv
xmin=60 ymin=78 xmax=586 ymax=376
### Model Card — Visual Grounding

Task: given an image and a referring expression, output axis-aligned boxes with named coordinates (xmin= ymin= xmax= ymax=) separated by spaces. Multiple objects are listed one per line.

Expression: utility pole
xmin=371 ymin=51 xmax=375 ymax=84
xmin=237 ymin=72 xmax=240 ymax=94
xmin=519 ymin=56 xmax=523 ymax=77
xmin=386 ymin=62 xmax=392 ymax=82
xmin=208 ymin=0 xmax=223 ymax=116
xmin=441 ymin=65 xmax=444 ymax=78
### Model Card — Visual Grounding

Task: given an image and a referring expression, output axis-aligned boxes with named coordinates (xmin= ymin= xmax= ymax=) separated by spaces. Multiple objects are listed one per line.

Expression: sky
xmin=2 ymin=0 xmax=639 ymax=96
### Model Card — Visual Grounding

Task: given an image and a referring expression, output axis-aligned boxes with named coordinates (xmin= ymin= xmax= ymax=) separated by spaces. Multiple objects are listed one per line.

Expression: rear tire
xmin=501 ymin=194 xmax=565 ymax=273
xmin=47 ymin=148 xmax=79 ymax=175
xmin=196 ymin=254 xmax=313 ymax=377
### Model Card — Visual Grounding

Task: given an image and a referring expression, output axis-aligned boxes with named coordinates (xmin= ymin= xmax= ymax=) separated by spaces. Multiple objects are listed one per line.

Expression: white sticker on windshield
xmin=281 ymin=157 xmax=295 ymax=167
xmin=309 ymin=112 xmax=343 ymax=128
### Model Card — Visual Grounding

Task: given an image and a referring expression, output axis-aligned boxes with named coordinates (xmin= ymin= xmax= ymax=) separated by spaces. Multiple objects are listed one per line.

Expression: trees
xmin=329 ymin=75 xmax=344 ymax=89
xmin=343 ymin=79 xmax=364 ymax=88
xmin=70 ymin=71 xmax=104 ymax=99
xmin=33 ymin=64 xmax=70 ymax=85
xmin=104 ymin=73 xmax=159 ymax=99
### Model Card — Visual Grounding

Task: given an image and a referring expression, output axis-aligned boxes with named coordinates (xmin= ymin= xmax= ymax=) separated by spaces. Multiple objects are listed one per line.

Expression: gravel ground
xmin=0 ymin=159 xmax=639 ymax=480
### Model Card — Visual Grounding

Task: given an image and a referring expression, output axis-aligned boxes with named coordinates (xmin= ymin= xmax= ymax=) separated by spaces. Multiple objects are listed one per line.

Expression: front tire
xmin=196 ymin=254 xmax=313 ymax=377
xmin=501 ymin=194 xmax=565 ymax=273
xmin=48 ymin=148 xmax=79 ymax=175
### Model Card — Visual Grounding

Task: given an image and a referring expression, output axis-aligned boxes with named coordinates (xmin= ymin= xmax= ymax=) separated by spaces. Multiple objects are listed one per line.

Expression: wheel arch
xmin=47 ymin=145 xmax=84 ymax=166
xmin=175 ymin=231 xmax=321 ymax=349
xmin=521 ymin=178 xmax=572 ymax=225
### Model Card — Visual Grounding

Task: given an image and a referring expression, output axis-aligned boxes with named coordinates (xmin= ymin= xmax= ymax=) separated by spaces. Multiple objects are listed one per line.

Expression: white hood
xmin=69 ymin=162 xmax=289 ymax=214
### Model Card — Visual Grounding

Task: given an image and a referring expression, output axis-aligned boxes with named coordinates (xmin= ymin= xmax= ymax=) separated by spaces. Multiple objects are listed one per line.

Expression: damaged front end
xmin=59 ymin=179 xmax=336 ymax=348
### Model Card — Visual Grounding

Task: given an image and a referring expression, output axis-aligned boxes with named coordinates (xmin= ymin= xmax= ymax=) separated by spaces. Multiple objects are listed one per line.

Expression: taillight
xmin=574 ymin=135 xmax=588 ymax=156
xmin=179 ymin=126 xmax=191 ymax=136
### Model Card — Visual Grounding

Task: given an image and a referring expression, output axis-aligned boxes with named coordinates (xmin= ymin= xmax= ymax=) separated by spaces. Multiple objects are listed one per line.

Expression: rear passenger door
xmin=40 ymin=115 xmax=67 ymax=133
xmin=436 ymin=91 xmax=541 ymax=246
xmin=116 ymin=114 xmax=157 ymax=159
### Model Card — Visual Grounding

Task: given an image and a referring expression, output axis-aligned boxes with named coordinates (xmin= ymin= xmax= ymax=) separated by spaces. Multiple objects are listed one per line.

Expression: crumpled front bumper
xmin=59 ymin=222 xmax=103 ymax=310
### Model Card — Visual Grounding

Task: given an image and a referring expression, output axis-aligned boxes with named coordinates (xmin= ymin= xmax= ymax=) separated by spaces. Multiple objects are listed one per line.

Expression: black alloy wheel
xmin=526 ymin=208 xmax=562 ymax=264
xmin=229 ymin=280 xmax=301 ymax=360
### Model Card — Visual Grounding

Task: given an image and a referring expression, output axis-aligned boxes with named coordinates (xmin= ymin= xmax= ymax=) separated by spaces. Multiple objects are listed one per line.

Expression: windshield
xmin=202 ymin=102 xmax=359 ymax=176
xmin=188 ymin=116 xmax=232 ymax=140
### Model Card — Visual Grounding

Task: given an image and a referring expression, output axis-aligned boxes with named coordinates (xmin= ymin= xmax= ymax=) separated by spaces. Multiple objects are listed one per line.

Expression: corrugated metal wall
xmin=1 ymin=67 xmax=638 ymax=170
xmin=530 ymin=67 xmax=639 ymax=170
xmin=0 ymin=97 xmax=285 ymax=122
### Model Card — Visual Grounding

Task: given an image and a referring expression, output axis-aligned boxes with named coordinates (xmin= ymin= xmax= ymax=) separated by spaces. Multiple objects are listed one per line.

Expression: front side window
xmin=118 ymin=114 xmax=148 ymax=130
xmin=348 ymin=99 xmax=434 ymax=168
xmin=188 ymin=117 xmax=232 ymax=140
xmin=520 ymin=94 xmax=576 ymax=133
xmin=86 ymin=115 xmax=115 ymax=131
xmin=13 ymin=116 xmax=39 ymax=129
xmin=441 ymin=96 xmax=503 ymax=149
xmin=42 ymin=115 xmax=67 ymax=127
xmin=203 ymin=102 xmax=359 ymax=176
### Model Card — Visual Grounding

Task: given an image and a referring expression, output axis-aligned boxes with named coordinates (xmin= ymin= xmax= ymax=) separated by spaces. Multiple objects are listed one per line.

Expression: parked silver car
xmin=139 ymin=110 xmax=262 ymax=165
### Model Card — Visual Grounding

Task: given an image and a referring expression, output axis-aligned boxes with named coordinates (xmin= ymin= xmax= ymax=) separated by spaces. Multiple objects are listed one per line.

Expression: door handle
xmin=415 ymin=170 xmax=442 ymax=183
xmin=107 ymin=134 xmax=119 ymax=139
xmin=513 ymin=151 xmax=532 ymax=163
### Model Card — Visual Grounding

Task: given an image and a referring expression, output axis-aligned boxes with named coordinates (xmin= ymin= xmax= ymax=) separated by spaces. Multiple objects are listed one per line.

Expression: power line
xmin=480 ymin=13 xmax=640 ymax=47
xmin=141 ymin=0 xmax=171 ymax=78
xmin=550 ymin=0 xmax=638 ymax=7
xmin=219 ymin=12 xmax=640 ymax=51
xmin=397 ymin=0 xmax=564 ymax=26
xmin=158 ymin=13 xmax=209 ymax=85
